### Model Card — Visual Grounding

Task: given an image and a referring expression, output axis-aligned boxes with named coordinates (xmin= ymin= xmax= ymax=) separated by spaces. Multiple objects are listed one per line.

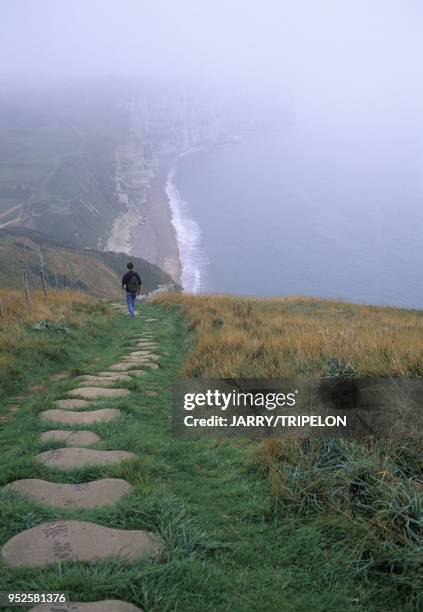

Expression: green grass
xmin=0 ymin=302 xmax=420 ymax=611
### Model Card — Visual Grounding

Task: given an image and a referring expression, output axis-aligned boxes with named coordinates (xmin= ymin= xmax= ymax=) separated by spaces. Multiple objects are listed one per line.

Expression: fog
xmin=1 ymin=1 xmax=422 ymax=305
xmin=2 ymin=0 xmax=423 ymax=122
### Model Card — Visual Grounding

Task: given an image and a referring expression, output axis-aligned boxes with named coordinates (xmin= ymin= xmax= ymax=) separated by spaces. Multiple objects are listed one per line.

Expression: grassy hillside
xmin=153 ymin=293 xmax=423 ymax=377
xmin=0 ymin=229 xmax=180 ymax=298
xmin=0 ymin=296 xmax=421 ymax=610
xmin=153 ymin=293 xmax=423 ymax=610
xmin=0 ymin=289 xmax=109 ymax=396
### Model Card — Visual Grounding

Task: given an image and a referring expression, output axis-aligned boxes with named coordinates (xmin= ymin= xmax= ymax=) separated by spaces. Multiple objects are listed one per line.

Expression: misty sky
xmin=2 ymin=1 xmax=423 ymax=121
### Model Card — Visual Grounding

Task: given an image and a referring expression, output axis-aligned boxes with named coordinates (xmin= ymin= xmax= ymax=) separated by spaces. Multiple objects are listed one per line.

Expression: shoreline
xmin=165 ymin=147 xmax=209 ymax=293
xmin=130 ymin=153 xmax=182 ymax=285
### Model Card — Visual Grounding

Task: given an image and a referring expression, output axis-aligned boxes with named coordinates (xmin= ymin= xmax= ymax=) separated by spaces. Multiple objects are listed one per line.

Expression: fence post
xmin=0 ymin=296 xmax=3 ymax=320
xmin=40 ymin=269 xmax=48 ymax=296
xmin=63 ymin=274 xmax=66 ymax=289
xmin=23 ymin=271 xmax=31 ymax=303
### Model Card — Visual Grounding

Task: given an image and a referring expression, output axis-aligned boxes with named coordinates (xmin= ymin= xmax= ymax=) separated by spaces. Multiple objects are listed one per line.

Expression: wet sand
xmin=130 ymin=154 xmax=181 ymax=284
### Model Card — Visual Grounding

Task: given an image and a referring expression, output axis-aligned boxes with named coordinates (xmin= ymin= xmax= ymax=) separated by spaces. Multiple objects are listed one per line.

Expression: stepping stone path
xmin=109 ymin=363 xmax=144 ymax=371
xmin=2 ymin=520 xmax=163 ymax=567
xmin=36 ymin=448 xmax=137 ymax=469
xmin=54 ymin=399 xmax=92 ymax=410
xmin=97 ymin=370 xmax=145 ymax=377
xmin=76 ymin=377 xmax=132 ymax=388
xmin=122 ymin=358 xmax=151 ymax=365
xmin=1 ymin=313 xmax=164 ymax=608
xmin=76 ymin=374 xmax=132 ymax=384
xmin=30 ymin=601 xmax=143 ymax=612
xmin=40 ymin=408 xmax=120 ymax=425
xmin=5 ymin=478 xmax=132 ymax=509
xmin=68 ymin=387 xmax=130 ymax=399
xmin=41 ymin=430 xmax=100 ymax=445
xmin=119 ymin=360 xmax=159 ymax=370
xmin=102 ymin=363 xmax=147 ymax=376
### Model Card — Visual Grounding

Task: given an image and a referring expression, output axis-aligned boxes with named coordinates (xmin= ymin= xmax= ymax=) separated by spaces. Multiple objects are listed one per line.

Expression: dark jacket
xmin=122 ymin=271 xmax=142 ymax=292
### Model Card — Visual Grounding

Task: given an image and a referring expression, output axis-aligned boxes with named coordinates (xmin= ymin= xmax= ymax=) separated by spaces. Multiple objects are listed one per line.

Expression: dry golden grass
xmin=154 ymin=293 xmax=423 ymax=377
xmin=0 ymin=288 xmax=95 ymax=326
xmin=0 ymin=289 xmax=98 ymax=368
xmin=0 ymin=289 xmax=110 ymax=391
xmin=154 ymin=293 xmax=422 ymax=604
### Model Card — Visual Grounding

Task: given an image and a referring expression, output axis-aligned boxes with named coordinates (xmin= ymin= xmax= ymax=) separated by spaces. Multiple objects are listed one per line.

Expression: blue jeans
xmin=126 ymin=291 xmax=137 ymax=318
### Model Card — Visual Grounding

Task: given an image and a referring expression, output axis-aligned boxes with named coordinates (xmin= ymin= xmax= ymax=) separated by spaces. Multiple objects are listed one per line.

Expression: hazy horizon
xmin=1 ymin=1 xmax=423 ymax=305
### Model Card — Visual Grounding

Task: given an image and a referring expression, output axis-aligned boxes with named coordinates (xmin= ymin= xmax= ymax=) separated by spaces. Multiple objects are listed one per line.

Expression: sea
xmin=166 ymin=121 xmax=423 ymax=308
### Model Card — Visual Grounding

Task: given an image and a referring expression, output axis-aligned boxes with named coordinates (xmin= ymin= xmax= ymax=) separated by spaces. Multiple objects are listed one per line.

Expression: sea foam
xmin=166 ymin=151 xmax=208 ymax=293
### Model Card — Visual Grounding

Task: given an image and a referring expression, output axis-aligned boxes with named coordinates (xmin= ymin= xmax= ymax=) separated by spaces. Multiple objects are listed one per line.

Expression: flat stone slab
xmin=137 ymin=362 xmax=159 ymax=369
xmin=68 ymin=387 xmax=130 ymax=399
xmin=76 ymin=375 xmax=132 ymax=384
xmin=40 ymin=409 xmax=120 ymax=425
xmin=109 ymin=363 xmax=141 ymax=371
xmin=120 ymin=361 xmax=158 ymax=370
xmin=123 ymin=356 xmax=159 ymax=363
xmin=54 ymin=399 xmax=92 ymax=410
xmin=136 ymin=348 xmax=158 ymax=352
xmin=41 ymin=430 xmax=100 ymax=446
xmin=76 ymin=378 xmax=131 ymax=388
xmin=5 ymin=478 xmax=132 ymax=509
xmin=126 ymin=370 xmax=146 ymax=377
xmin=30 ymin=601 xmax=143 ymax=612
xmin=131 ymin=353 xmax=159 ymax=361
xmin=36 ymin=448 xmax=137 ymax=469
xmin=2 ymin=520 xmax=163 ymax=567
xmin=96 ymin=371 xmax=132 ymax=377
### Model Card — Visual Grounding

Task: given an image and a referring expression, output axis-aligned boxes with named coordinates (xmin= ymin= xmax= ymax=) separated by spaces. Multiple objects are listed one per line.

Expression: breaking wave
xmin=166 ymin=151 xmax=209 ymax=293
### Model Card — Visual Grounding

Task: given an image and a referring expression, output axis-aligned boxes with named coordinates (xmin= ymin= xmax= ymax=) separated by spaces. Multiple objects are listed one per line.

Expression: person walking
xmin=121 ymin=262 xmax=142 ymax=318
